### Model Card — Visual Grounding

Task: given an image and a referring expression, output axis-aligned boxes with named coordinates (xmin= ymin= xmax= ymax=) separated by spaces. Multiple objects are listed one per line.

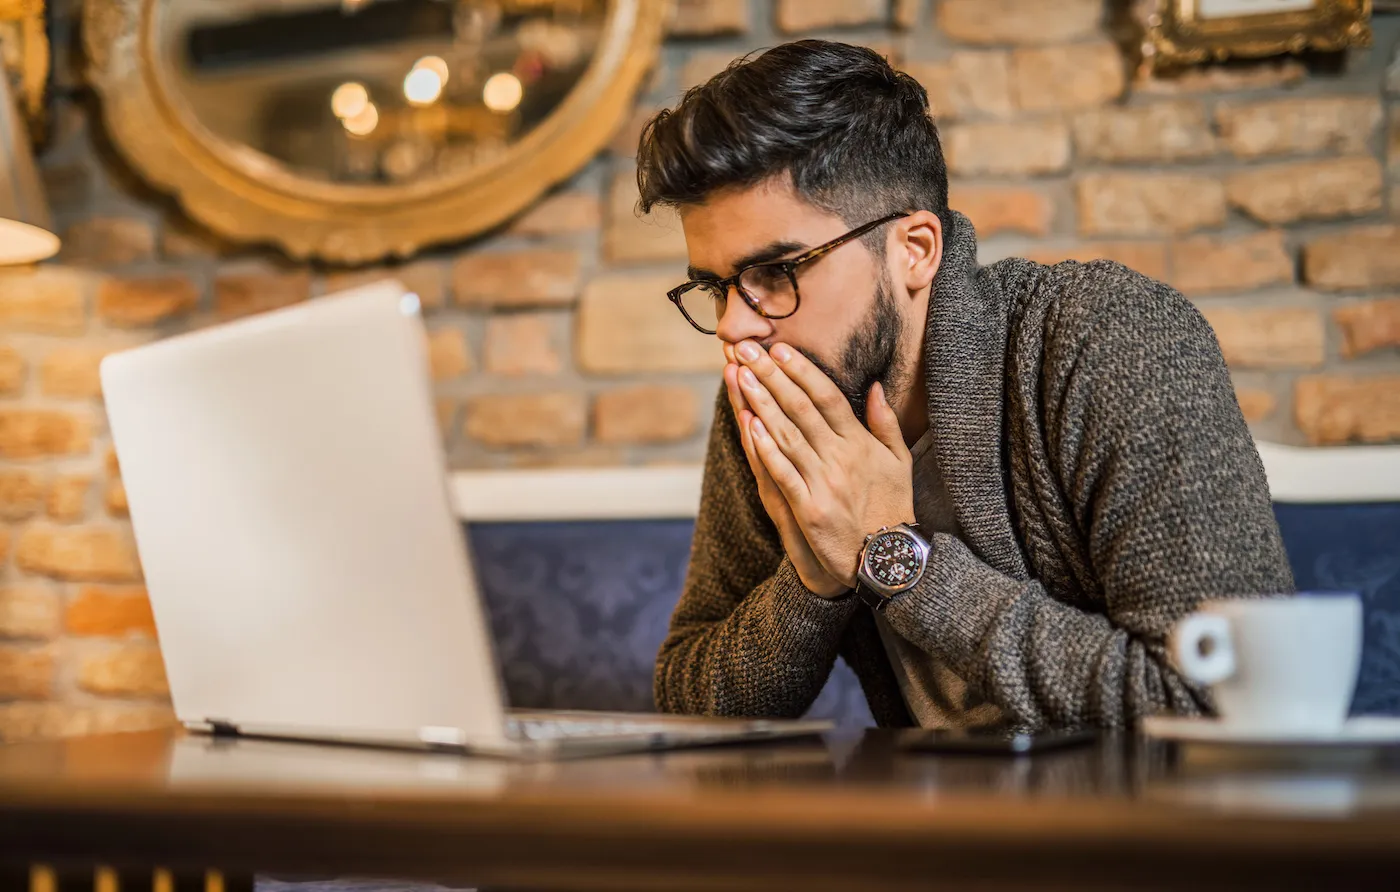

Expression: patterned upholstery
xmin=468 ymin=520 xmax=873 ymax=725
xmin=1273 ymin=503 xmax=1400 ymax=716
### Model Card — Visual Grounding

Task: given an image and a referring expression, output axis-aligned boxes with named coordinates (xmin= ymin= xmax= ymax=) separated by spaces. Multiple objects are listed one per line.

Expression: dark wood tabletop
xmin=1 ymin=728 xmax=1399 ymax=892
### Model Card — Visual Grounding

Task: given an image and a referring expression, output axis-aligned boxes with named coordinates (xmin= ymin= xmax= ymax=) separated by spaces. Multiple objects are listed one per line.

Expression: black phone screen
xmin=895 ymin=728 xmax=1099 ymax=755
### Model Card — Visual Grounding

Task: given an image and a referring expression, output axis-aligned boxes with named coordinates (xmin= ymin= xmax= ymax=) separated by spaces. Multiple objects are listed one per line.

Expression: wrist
xmin=855 ymin=522 xmax=931 ymax=610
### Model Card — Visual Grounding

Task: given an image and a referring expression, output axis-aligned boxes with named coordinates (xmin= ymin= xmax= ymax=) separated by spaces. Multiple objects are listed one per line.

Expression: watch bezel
xmin=857 ymin=524 xmax=931 ymax=600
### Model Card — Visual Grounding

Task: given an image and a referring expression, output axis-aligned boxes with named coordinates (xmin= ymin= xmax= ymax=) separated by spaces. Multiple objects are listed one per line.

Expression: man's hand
xmin=724 ymin=344 xmax=849 ymax=597
xmin=732 ymin=339 xmax=914 ymax=590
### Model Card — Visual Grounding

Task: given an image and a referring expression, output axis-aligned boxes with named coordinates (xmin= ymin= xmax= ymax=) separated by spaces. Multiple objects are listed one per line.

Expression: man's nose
xmin=715 ymin=285 xmax=772 ymax=347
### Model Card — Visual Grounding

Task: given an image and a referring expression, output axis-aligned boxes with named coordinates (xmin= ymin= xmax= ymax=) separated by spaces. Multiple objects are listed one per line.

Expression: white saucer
xmin=1141 ymin=715 xmax=1400 ymax=746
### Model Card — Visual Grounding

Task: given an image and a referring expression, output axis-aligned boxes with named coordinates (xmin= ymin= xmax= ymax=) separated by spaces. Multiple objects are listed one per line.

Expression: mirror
xmin=85 ymin=0 xmax=664 ymax=263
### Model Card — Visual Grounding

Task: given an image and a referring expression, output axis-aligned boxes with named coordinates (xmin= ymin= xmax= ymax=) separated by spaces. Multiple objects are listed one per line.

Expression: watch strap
xmin=855 ymin=581 xmax=892 ymax=612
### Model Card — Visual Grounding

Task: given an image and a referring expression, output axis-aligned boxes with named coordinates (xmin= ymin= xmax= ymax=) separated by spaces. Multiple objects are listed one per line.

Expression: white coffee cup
xmin=1169 ymin=594 xmax=1363 ymax=734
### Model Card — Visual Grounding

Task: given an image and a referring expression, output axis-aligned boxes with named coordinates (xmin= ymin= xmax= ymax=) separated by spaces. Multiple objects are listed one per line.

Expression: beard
xmin=797 ymin=271 xmax=905 ymax=426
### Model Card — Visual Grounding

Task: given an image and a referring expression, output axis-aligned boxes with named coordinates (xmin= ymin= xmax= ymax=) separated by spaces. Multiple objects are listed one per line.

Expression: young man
xmin=640 ymin=40 xmax=1294 ymax=731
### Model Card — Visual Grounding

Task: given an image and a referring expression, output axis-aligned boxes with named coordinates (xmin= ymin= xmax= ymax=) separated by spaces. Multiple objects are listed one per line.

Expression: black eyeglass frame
xmin=666 ymin=211 xmax=910 ymax=335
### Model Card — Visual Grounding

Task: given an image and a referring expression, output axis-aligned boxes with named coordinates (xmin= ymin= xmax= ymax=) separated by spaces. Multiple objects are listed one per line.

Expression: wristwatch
xmin=855 ymin=522 xmax=931 ymax=611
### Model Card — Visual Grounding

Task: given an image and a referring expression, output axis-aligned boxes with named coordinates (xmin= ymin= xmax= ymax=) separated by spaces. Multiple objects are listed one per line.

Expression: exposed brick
xmin=97 ymin=275 xmax=199 ymax=326
xmin=895 ymin=0 xmax=919 ymax=29
xmin=680 ymin=50 xmax=742 ymax=91
xmin=47 ymin=475 xmax=91 ymax=522
xmin=0 ymin=266 xmax=87 ymax=334
xmin=161 ymin=215 xmax=238 ymax=260
xmin=606 ymin=171 xmax=689 ymax=264
xmin=0 ymin=703 xmax=175 ymax=743
xmin=66 ymin=586 xmax=157 ymax=637
xmin=1236 ymin=389 xmax=1278 ymax=423
xmin=1020 ymin=242 xmax=1170 ymax=282
xmin=594 ymin=386 xmax=699 ymax=444
xmin=1225 ymin=157 xmax=1382 ymax=225
xmin=452 ymin=249 xmax=583 ymax=308
xmin=1302 ymin=226 xmax=1400 ymax=292
xmin=1012 ymin=41 xmax=1125 ymax=112
xmin=1169 ymin=231 xmax=1293 ymax=296
xmin=324 ymin=262 xmax=446 ymax=309
xmin=463 ymin=392 xmax=588 ymax=448
xmin=105 ymin=445 xmax=121 ymax=477
xmin=0 ymin=409 xmax=92 ymax=460
xmin=0 ymin=647 xmax=53 ymax=699
xmin=1215 ymin=97 xmax=1381 ymax=159
xmin=1390 ymin=116 xmax=1400 ymax=176
xmin=1076 ymin=174 xmax=1226 ymax=236
xmin=60 ymin=217 xmax=156 ymax=266
xmin=951 ymin=186 xmax=1053 ymax=237
xmin=0 ymin=588 xmax=61 ymax=639
xmin=40 ymin=346 xmax=119 ymax=399
xmin=669 ymin=0 xmax=748 ymax=35
xmin=1200 ymin=307 xmax=1324 ymax=370
xmin=1133 ymin=58 xmax=1306 ymax=95
xmin=611 ymin=105 xmax=661 ymax=157
xmin=484 ymin=314 xmax=563 ymax=376
xmin=435 ymin=399 xmax=457 ymax=437
xmin=506 ymin=191 xmax=603 ymax=238
xmin=945 ymin=120 xmax=1070 ymax=176
xmin=577 ymin=273 xmax=727 ymax=373
xmin=0 ymin=528 xmax=8 ymax=565
xmin=105 ymin=479 xmax=128 ymax=517
xmin=938 ymin=0 xmax=1101 ymax=46
xmin=1073 ymin=101 xmax=1216 ymax=163
xmin=776 ymin=0 xmax=884 ymax=33
xmin=15 ymin=527 xmax=142 ymax=583
xmin=1295 ymin=375 xmax=1400 ymax=445
xmin=0 ymin=471 xmax=47 ymax=521
xmin=1333 ymin=299 xmax=1400 ymax=359
xmin=504 ymin=446 xmax=628 ymax=470
xmin=0 ymin=346 xmax=23 ymax=394
xmin=905 ymin=52 xmax=1014 ymax=121
xmin=426 ymin=328 xmax=471 ymax=381
xmin=78 ymin=644 xmax=169 ymax=698
xmin=215 ymin=271 xmax=311 ymax=320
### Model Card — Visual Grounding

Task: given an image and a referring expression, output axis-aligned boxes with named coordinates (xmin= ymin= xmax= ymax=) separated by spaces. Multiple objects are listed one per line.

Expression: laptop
xmin=100 ymin=280 xmax=832 ymax=759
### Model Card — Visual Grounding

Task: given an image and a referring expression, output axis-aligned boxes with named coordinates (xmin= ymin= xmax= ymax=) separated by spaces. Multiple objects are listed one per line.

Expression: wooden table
xmin=1 ymin=728 xmax=1399 ymax=891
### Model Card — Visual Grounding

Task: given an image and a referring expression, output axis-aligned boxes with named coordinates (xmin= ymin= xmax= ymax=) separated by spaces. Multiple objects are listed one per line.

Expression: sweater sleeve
xmin=654 ymin=388 xmax=860 ymax=718
xmin=881 ymin=266 xmax=1295 ymax=730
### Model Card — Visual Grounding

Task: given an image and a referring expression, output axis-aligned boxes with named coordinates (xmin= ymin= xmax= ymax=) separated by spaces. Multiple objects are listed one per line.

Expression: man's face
xmin=680 ymin=177 xmax=906 ymax=422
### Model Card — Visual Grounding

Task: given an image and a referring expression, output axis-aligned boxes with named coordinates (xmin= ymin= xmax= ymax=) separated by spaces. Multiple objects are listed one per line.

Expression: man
xmin=641 ymin=40 xmax=1294 ymax=731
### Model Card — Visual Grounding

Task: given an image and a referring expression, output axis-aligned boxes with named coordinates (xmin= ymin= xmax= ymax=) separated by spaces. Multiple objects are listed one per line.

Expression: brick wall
xmin=2 ymin=0 xmax=1399 ymax=740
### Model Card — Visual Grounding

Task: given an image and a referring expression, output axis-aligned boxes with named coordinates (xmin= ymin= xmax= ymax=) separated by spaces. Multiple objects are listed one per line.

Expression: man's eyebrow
xmin=686 ymin=240 xmax=808 ymax=281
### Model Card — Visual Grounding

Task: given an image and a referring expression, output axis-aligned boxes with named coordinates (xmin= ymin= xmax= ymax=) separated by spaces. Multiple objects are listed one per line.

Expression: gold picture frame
xmin=1139 ymin=0 xmax=1372 ymax=72
xmin=83 ymin=0 xmax=667 ymax=264
xmin=0 ymin=0 xmax=49 ymax=141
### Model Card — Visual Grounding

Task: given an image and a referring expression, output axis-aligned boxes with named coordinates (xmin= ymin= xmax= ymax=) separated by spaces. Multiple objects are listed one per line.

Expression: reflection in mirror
xmin=158 ymin=0 xmax=606 ymax=186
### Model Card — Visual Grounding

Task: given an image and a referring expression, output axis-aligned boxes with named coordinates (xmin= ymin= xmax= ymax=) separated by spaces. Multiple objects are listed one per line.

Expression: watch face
xmin=866 ymin=531 xmax=922 ymax=589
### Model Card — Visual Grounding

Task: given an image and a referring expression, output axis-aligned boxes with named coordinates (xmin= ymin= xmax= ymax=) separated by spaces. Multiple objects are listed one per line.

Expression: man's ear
xmin=898 ymin=211 xmax=942 ymax=296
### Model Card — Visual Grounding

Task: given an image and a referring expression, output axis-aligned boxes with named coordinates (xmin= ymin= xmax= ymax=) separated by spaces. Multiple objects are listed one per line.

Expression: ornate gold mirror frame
xmin=83 ymin=0 xmax=667 ymax=263
xmin=1139 ymin=0 xmax=1372 ymax=71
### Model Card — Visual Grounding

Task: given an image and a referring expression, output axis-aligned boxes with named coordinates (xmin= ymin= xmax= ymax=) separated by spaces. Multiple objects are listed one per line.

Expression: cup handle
xmin=1170 ymin=614 xmax=1236 ymax=685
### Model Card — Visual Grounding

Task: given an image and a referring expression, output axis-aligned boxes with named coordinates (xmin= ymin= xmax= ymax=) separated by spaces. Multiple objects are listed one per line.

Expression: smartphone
xmin=896 ymin=727 xmax=1099 ymax=756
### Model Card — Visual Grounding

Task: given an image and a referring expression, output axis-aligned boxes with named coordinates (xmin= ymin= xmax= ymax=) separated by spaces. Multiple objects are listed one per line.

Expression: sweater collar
xmin=922 ymin=211 xmax=1030 ymax=580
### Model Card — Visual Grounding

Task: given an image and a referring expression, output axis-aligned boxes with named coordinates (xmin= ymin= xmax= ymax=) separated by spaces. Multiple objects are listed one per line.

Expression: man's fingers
xmin=735 ymin=341 xmax=843 ymax=449
xmin=867 ymin=381 xmax=910 ymax=460
xmin=768 ymin=342 xmax=862 ymax=438
xmin=738 ymin=365 xmax=824 ymax=479
xmin=749 ymin=415 xmax=810 ymax=505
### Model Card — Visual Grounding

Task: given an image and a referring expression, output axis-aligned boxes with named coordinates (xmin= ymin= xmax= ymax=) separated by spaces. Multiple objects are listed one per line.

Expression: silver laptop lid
xmin=100 ymin=281 xmax=509 ymax=749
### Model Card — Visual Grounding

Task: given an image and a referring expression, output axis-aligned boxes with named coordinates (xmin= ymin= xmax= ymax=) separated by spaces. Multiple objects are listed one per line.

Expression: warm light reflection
xmin=404 ymin=67 xmax=445 ymax=106
xmin=331 ymin=82 xmax=369 ymax=119
xmin=483 ymin=72 xmax=523 ymax=113
xmin=342 ymin=101 xmax=379 ymax=136
xmin=415 ymin=55 xmax=450 ymax=84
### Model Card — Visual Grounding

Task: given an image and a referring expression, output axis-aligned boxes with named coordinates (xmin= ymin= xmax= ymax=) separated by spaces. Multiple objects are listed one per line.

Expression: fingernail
xmin=737 ymin=341 xmax=760 ymax=362
xmin=771 ymin=344 xmax=792 ymax=363
xmin=739 ymin=367 xmax=759 ymax=389
xmin=751 ymin=417 xmax=768 ymax=439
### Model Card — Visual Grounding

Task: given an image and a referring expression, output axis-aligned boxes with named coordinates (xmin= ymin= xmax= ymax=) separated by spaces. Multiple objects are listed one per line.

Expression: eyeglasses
xmin=667 ymin=211 xmax=909 ymax=335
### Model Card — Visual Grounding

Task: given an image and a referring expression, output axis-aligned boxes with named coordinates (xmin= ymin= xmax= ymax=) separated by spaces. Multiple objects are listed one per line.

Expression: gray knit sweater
xmin=654 ymin=211 xmax=1295 ymax=730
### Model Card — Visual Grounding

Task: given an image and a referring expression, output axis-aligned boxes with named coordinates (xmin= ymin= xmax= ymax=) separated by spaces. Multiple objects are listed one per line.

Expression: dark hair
xmin=636 ymin=40 xmax=948 ymax=236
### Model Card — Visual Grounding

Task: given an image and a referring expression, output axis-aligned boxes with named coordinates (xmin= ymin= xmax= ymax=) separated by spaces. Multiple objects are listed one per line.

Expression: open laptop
xmin=100 ymin=280 xmax=831 ymax=759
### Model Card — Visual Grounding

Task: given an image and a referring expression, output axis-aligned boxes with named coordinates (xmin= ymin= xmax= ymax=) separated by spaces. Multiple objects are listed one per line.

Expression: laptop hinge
xmin=205 ymin=718 xmax=240 ymax=737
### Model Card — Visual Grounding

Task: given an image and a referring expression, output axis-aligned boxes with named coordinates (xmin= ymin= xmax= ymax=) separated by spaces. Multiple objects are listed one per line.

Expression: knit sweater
xmin=653 ymin=211 xmax=1296 ymax=730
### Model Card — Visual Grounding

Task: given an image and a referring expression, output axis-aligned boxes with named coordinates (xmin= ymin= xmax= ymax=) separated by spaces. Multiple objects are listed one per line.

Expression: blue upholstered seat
xmin=467 ymin=520 xmax=874 ymax=725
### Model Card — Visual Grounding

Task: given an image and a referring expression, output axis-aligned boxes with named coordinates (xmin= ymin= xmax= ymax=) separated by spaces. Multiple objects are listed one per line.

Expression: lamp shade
xmin=0 ymin=69 xmax=58 ymax=265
